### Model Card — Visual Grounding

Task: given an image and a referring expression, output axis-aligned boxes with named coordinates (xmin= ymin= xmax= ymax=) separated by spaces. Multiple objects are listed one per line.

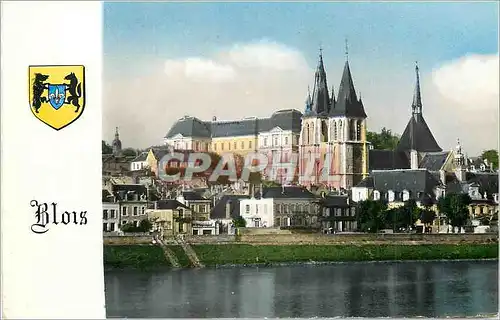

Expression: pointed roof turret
xmin=396 ymin=63 xmax=442 ymax=153
xmin=329 ymin=59 xmax=367 ymax=118
xmin=412 ymin=62 xmax=423 ymax=114
xmin=330 ymin=85 xmax=336 ymax=108
xmin=309 ymin=49 xmax=330 ymax=116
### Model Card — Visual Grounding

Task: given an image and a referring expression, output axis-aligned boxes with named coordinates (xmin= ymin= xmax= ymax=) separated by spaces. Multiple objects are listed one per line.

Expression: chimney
xmin=439 ymin=169 xmax=446 ymax=185
xmin=410 ymin=150 xmax=419 ymax=170
xmin=225 ymin=200 xmax=231 ymax=220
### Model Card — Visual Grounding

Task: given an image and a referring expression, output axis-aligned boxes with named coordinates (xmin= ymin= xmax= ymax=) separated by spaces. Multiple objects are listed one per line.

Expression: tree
xmin=366 ymin=127 xmax=400 ymax=150
xmin=232 ymin=216 xmax=247 ymax=228
xmin=122 ymin=148 xmax=137 ymax=157
xmin=356 ymin=200 xmax=388 ymax=233
xmin=420 ymin=209 xmax=437 ymax=230
xmin=102 ymin=140 xmax=113 ymax=154
xmin=481 ymin=149 xmax=498 ymax=170
xmin=437 ymin=193 xmax=472 ymax=232
xmin=139 ymin=219 xmax=153 ymax=232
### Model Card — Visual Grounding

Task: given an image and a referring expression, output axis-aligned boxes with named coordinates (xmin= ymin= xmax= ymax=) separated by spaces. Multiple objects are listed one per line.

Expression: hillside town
xmin=102 ymin=52 xmax=499 ymax=239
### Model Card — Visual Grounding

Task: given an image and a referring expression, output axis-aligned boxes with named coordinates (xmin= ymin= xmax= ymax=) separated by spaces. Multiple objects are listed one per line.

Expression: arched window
xmin=333 ymin=121 xmax=337 ymax=141
xmin=306 ymin=124 xmax=310 ymax=145
xmin=356 ymin=121 xmax=362 ymax=141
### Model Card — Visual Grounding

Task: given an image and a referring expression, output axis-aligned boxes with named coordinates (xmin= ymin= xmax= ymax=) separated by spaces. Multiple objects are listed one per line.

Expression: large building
xmin=164 ymin=109 xmax=302 ymax=181
xmin=299 ymin=51 xmax=368 ymax=190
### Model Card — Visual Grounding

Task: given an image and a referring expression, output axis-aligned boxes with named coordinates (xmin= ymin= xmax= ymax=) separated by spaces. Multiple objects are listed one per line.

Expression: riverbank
xmin=103 ymin=243 xmax=499 ymax=269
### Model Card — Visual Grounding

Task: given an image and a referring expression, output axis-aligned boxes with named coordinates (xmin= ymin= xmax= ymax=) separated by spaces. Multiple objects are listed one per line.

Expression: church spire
xmin=112 ymin=126 xmax=122 ymax=156
xmin=330 ymin=85 xmax=336 ymax=107
xmin=309 ymin=48 xmax=330 ymax=115
xmin=412 ymin=61 xmax=422 ymax=114
xmin=330 ymin=47 xmax=366 ymax=118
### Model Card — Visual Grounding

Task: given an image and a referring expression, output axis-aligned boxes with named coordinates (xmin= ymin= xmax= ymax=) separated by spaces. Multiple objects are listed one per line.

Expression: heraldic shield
xmin=29 ymin=65 xmax=85 ymax=130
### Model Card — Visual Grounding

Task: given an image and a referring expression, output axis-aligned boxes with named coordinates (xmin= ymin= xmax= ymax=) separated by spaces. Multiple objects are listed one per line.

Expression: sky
xmin=103 ymin=1 xmax=499 ymax=156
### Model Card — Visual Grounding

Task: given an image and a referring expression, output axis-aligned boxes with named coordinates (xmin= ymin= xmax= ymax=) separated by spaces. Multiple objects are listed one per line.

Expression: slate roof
xmin=369 ymin=150 xmax=410 ymax=171
xmin=308 ymin=52 xmax=330 ymax=116
xmin=111 ymin=184 xmax=147 ymax=201
xmin=165 ymin=110 xmax=303 ymax=139
xmin=155 ymin=199 xmax=190 ymax=210
xmin=258 ymin=186 xmax=316 ymax=199
xmin=318 ymin=195 xmax=351 ymax=208
xmin=131 ymin=152 xmax=148 ymax=162
xmin=355 ymin=169 xmax=441 ymax=202
xmin=329 ymin=61 xmax=367 ymax=118
xmin=396 ymin=65 xmax=441 ymax=153
xmin=102 ymin=189 xmax=114 ymax=202
xmin=396 ymin=113 xmax=442 ymax=153
xmin=151 ymin=148 xmax=170 ymax=161
xmin=210 ymin=195 xmax=250 ymax=220
xmin=182 ymin=191 xmax=209 ymax=201
xmin=419 ymin=152 xmax=450 ymax=171
xmin=165 ymin=116 xmax=212 ymax=139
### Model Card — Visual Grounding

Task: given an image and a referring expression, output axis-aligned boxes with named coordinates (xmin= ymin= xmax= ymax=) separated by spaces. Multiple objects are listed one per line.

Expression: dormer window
xmin=494 ymin=194 xmax=499 ymax=203
xmin=403 ymin=190 xmax=410 ymax=202
xmin=480 ymin=164 xmax=486 ymax=171
xmin=373 ymin=190 xmax=380 ymax=201
xmin=388 ymin=190 xmax=395 ymax=202
xmin=470 ymin=165 xmax=475 ymax=171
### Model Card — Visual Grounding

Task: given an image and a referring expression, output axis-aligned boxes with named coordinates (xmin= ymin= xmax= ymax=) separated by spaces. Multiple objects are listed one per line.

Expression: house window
xmin=133 ymin=207 xmax=138 ymax=216
xmin=249 ymin=141 xmax=252 ymax=149
xmin=213 ymin=144 xmax=217 ymax=151
xmin=254 ymin=220 xmax=260 ymax=227
xmin=193 ymin=229 xmax=199 ymax=235
xmin=122 ymin=220 xmax=128 ymax=225
xmin=122 ymin=207 xmax=128 ymax=216
xmin=221 ymin=143 xmax=224 ymax=151
xmin=142 ymin=207 xmax=145 ymax=215
xmin=234 ymin=142 xmax=237 ymax=150
xmin=103 ymin=210 xmax=108 ymax=220
xmin=179 ymin=222 xmax=184 ymax=233
xmin=285 ymin=137 xmax=289 ymax=145
xmin=203 ymin=229 xmax=212 ymax=235
xmin=199 ymin=205 xmax=206 ymax=213
xmin=241 ymin=141 xmax=245 ymax=149
xmin=103 ymin=223 xmax=107 ymax=232
xmin=110 ymin=209 xmax=116 ymax=218
xmin=110 ymin=223 xmax=115 ymax=231
xmin=264 ymin=138 xmax=268 ymax=147
xmin=245 ymin=205 xmax=250 ymax=213
xmin=228 ymin=142 xmax=231 ymax=150
xmin=256 ymin=205 xmax=259 ymax=214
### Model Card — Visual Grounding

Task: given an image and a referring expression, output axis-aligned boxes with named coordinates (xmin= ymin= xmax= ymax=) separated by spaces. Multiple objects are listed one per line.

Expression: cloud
xmin=104 ymin=41 xmax=498 ymax=156
xmin=226 ymin=39 xmax=310 ymax=71
xmin=164 ymin=57 xmax=236 ymax=82
xmin=424 ymin=54 xmax=499 ymax=155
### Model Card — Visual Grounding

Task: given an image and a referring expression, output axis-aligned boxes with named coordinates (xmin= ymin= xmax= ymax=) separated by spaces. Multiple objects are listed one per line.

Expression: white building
xmin=130 ymin=152 xmax=149 ymax=171
xmin=102 ymin=190 xmax=120 ymax=234
xmin=239 ymin=197 xmax=274 ymax=228
xmin=192 ymin=220 xmax=219 ymax=235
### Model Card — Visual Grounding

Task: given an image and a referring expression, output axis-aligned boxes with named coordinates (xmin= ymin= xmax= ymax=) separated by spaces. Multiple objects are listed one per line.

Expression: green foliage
xmin=167 ymin=245 xmax=192 ymax=267
xmin=103 ymin=245 xmax=168 ymax=269
xmin=437 ymin=193 xmax=472 ymax=231
xmin=232 ymin=216 xmax=247 ymax=228
xmin=481 ymin=149 xmax=498 ymax=170
xmin=366 ymin=127 xmax=400 ymax=150
xmin=420 ymin=209 xmax=437 ymax=226
xmin=383 ymin=200 xmax=422 ymax=232
xmin=192 ymin=244 xmax=498 ymax=266
xmin=102 ymin=140 xmax=113 ymax=154
xmin=121 ymin=219 xmax=153 ymax=233
xmin=122 ymin=148 xmax=137 ymax=157
xmin=356 ymin=200 xmax=388 ymax=232
xmin=262 ymin=180 xmax=281 ymax=187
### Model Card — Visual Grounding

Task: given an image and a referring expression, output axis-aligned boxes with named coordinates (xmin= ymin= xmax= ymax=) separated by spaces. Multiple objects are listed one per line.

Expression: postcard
xmin=1 ymin=1 xmax=498 ymax=319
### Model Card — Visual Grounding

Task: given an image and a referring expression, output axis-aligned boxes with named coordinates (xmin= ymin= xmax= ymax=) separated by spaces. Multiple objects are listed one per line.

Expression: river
xmin=105 ymin=260 xmax=498 ymax=318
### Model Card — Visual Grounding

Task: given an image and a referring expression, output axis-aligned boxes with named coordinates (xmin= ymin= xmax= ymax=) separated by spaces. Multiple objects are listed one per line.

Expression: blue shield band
xmin=48 ymin=84 xmax=67 ymax=110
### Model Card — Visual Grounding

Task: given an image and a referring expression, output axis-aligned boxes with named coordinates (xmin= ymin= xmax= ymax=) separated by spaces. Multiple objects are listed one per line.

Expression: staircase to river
xmin=157 ymin=239 xmax=181 ymax=268
xmin=176 ymin=235 xmax=204 ymax=268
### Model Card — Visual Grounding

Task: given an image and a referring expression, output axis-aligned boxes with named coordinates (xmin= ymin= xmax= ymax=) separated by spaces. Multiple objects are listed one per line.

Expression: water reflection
xmin=105 ymin=260 xmax=498 ymax=318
